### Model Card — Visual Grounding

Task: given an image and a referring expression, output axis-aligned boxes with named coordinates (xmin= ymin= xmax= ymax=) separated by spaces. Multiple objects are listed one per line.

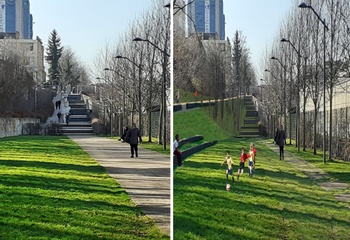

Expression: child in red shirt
xmin=237 ymin=147 xmax=249 ymax=180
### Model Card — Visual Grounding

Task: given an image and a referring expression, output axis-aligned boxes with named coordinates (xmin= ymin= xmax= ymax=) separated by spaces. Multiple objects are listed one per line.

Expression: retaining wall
xmin=0 ymin=118 xmax=40 ymax=138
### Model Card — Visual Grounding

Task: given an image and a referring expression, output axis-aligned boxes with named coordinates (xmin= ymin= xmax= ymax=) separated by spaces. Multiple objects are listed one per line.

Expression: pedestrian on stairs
xmin=65 ymin=112 xmax=70 ymax=125
xmin=57 ymin=111 xmax=62 ymax=123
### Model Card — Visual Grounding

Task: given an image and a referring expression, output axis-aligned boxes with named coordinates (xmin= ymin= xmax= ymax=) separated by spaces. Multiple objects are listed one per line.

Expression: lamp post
xmin=299 ymin=2 xmax=328 ymax=164
xmin=115 ymin=55 xmax=143 ymax=137
xmin=281 ymin=38 xmax=302 ymax=151
xmin=265 ymin=69 xmax=283 ymax=126
xmin=103 ymin=68 xmax=115 ymax=138
xmin=271 ymin=57 xmax=287 ymax=135
xmin=133 ymin=37 xmax=169 ymax=150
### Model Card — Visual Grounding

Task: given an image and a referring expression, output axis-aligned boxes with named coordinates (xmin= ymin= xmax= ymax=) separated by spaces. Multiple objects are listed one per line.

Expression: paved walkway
xmin=67 ymin=134 xmax=171 ymax=236
xmin=265 ymin=141 xmax=350 ymax=207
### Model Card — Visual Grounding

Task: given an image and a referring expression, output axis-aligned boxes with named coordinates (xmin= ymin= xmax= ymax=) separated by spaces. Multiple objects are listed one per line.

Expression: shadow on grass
xmin=174 ymin=172 xmax=350 ymax=239
xmin=0 ymin=159 xmax=104 ymax=174
xmin=0 ymin=173 xmax=125 ymax=196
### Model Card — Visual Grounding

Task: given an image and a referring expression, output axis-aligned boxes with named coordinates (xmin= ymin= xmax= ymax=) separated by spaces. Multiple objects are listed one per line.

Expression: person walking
xmin=126 ymin=123 xmax=142 ymax=158
xmin=276 ymin=125 xmax=286 ymax=160
xmin=65 ymin=112 xmax=70 ymax=125
xmin=57 ymin=111 xmax=62 ymax=123
xmin=57 ymin=99 xmax=62 ymax=109
xmin=173 ymin=134 xmax=183 ymax=167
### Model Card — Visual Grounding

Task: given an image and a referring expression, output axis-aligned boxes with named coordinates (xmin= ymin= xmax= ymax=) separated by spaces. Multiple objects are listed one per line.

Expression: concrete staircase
xmin=239 ymin=96 xmax=259 ymax=138
xmin=60 ymin=94 xmax=93 ymax=135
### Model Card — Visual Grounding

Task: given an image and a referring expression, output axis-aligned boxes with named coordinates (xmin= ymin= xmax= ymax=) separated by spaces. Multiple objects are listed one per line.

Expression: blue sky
xmin=30 ymin=0 xmax=155 ymax=70
xmin=30 ymin=0 xmax=294 ymax=80
xmin=224 ymin=0 xmax=293 ymax=77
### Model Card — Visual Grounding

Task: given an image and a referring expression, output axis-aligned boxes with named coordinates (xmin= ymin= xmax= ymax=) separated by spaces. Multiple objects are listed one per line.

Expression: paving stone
xmin=265 ymin=142 xmax=350 ymax=207
xmin=318 ymin=182 xmax=349 ymax=191
xmin=68 ymin=135 xmax=170 ymax=236
xmin=335 ymin=193 xmax=350 ymax=202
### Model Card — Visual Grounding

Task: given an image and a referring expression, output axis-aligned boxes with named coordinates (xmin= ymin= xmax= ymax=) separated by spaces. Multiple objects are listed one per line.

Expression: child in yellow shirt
xmin=221 ymin=150 xmax=234 ymax=183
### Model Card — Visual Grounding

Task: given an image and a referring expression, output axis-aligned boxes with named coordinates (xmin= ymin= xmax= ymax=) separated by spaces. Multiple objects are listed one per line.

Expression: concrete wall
xmin=0 ymin=117 xmax=40 ymax=138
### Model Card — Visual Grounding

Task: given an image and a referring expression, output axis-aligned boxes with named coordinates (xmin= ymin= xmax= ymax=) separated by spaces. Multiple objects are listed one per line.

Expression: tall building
xmin=187 ymin=0 xmax=225 ymax=40
xmin=0 ymin=0 xmax=33 ymax=39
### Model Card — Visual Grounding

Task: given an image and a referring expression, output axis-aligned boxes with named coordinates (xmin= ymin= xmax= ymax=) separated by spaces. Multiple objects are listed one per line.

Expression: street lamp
xmin=133 ymin=37 xmax=169 ymax=150
xmin=103 ymin=68 xmax=115 ymax=138
xmin=271 ymin=56 xmax=287 ymax=133
xmin=117 ymin=54 xmax=154 ymax=143
xmin=115 ymin=55 xmax=143 ymax=137
xmin=299 ymin=2 xmax=328 ymax=164
xmin=281 ymin=38 xmax=302 ymax=150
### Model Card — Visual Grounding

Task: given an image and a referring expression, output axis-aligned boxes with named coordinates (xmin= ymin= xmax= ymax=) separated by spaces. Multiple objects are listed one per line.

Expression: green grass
xmin=0 ymin=135 xmax=168 ymax=239
xmin=174 ymin=88 xmax=211 ymax=103
xmin=174 ymin=108 xmax=230 ymax=142
xmin=111 ymin=136 xmax=170 ymax=155
xmin=140 ymin=137 xmax=170 ymax=155
xmin=285 ymin=144 xmax=350 ymax=185
xmin=174 ymin=138 xmax=350 ymax=239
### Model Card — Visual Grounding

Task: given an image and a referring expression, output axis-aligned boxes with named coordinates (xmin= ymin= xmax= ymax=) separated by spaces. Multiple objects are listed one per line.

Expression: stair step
xmin=241 ymin=126 xmax=258 ymax=129
xmin=70 ymin=109 xmax=88 ymax=115
xmin=239 ymin=131 xmax=259 ymax=135
xmin=60 ymin=128 xmax=93 ymax=133
xmin=69 ymin=102 xmax=86 ymax=108
xmin=60 ymin=122 xmax=91 ymax=127
xmin=238 ymin=135 xmax=259 ymax=138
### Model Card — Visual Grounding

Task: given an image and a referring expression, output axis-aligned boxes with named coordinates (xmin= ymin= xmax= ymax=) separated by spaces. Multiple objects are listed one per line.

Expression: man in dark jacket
xmin=276 ymin=125 xmax=286 ymax=160
xmin=126 ymin=123 xmax=142 ymax=158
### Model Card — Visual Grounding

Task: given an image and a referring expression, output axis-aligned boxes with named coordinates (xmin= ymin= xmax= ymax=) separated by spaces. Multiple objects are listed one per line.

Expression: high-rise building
xmin=187 ymin=0 xmax=225 ymax=40
xmin=0 ymin=0 xmax=33 ymax=39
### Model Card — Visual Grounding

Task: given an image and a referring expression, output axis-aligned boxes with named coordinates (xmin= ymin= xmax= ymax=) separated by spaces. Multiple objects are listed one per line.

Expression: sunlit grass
xmin=140 ymin=137 xmax=170 ymax=155
xmin=0 ymin=135 xmax=168 ymax=239
xmin=285 ymin=144 xmax=350 ymax=184
xmin=174 ymin=138 xmax=350 ymax=239
xmin=174 ymin=108 xmax=230 ymax=142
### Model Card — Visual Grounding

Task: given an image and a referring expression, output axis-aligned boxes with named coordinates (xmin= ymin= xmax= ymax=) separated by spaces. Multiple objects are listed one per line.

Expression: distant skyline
xmin=30 ymin=0 xmax=156 ymax=78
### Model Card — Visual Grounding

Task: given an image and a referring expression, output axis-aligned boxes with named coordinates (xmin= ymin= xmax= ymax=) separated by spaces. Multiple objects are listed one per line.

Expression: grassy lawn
xmin=174 ymin=88 xmax=212 ymax=103
xmin=140 ymin=137 xmax=170 ymax=155
xmin=174 ymin=138 xmax=350 ymax=239
xmin=0 ymin=135 xmax=168 ymax=239
xmin=174 ymin=108 xmax=230 ymax=142
xmin=285 ymin=144 xmax=350 ymax=185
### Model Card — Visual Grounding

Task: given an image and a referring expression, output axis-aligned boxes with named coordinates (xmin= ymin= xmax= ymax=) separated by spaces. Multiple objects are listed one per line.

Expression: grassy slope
xmin=0 ymin=136 xmax=167 ymax=239
xmin=174 ymin=108 xmax=230 ymax=142
xmin=174 ymin=139 xmax=350 ymax=239
xmin=174 ymin=111 xmax=350 ymax=239
xmin=174 ymin=88 xmax=212 ymax=103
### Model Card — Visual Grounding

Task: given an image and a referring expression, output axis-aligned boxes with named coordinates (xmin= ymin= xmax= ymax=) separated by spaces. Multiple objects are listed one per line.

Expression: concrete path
xmin=67 ymin=134 xmax=171 ymax=236
xmin=265 ymin=141 xmax=350 ymax=207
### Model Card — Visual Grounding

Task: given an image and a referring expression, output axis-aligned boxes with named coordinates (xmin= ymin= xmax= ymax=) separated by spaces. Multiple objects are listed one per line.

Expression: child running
xmin=221 ymin=150 xmax=234 ymax=183
xmin=250 ymin=143 xmax=257 ymax=173
xmin=237 ymin=147 xmax=249 ymax=180
xmin=248 ymin=146 xmax=255 ymax=177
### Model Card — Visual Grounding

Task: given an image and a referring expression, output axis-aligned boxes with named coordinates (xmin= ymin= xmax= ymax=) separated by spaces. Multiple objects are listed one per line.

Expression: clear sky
xmin=30 ymin=0 xmax=155 ymax=71
xmin=30 ymin=0 xmax=294 ymax=81
xmin=223 ymin=0 xmax=294 ymax=78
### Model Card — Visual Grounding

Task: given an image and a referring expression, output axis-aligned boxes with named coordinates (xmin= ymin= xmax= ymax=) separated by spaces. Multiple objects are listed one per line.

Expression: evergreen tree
xmin=46 ymin=29 xmax=63 ymax=86
xmin=232 ymin=31 xmax=242 ymax=97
